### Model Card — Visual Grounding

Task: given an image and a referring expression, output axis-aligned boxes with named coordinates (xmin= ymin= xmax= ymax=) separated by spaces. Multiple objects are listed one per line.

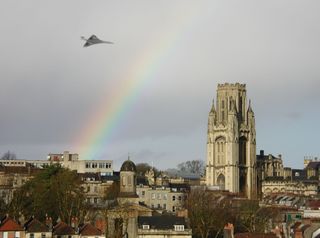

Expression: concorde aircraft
xmin=81 ymin=35 xmax=113 ymax=47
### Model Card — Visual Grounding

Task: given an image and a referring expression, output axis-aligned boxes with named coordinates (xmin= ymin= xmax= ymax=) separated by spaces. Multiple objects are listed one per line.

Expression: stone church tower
xmin=206 ymin=83 xmax=257 ymax=199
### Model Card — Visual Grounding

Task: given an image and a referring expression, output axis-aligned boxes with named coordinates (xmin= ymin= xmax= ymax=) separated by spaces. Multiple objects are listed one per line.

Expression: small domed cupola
xmin=120 ymin=159 xmax=137 ymax=172
xmin=118 ymin=157 xmax=138 ymax=203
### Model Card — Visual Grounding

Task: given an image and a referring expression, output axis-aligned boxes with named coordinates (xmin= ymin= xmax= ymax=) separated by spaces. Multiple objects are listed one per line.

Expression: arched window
xmin=122 ymin=176 xmax=126 ymax=186
xmin=128 ymin=175 xmax=132 ymax=186
xmin=215 ymin=137 xmax=226 ymax=165
xmin=239 ymin=136 xmax=247 ymax=165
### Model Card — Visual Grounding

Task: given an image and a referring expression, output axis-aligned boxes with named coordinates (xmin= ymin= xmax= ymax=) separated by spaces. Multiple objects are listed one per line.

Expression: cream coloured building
xmin=136 ymin=185 xmax=187 ymax=213
xmin=205 ymin=83 xmax=257 ymax=199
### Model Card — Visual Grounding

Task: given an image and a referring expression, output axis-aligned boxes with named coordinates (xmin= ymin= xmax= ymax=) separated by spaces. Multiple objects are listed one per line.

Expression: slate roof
xmin=0 ymin=217 xmax=24 ymax=231
xmin=53 ymin=222 xmax=75 ymax=235
xmin=79 ymin=223 xmax=102 ymax=236
xmin=306 ymin=161 xmax=320 ymax=170
xmin=138 ymin=216 xmax=187 ymax=230
xmin=120 ymin=160 xmax=136 ymax=172
xmin=80 ymin=173 xmax=102 ymax=181
xmin=292 ymin=169 xmax=307 ymax=181
xmin=24 ymin=217 xmax=49 ymax=232
xmin=307 ymin=200 xmax=320 ymax=209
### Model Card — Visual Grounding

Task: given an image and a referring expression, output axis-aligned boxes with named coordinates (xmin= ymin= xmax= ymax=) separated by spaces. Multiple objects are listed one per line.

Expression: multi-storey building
xmin=80 ymin=173 xmax=115 ymax=207
xmin=136 ymin=184 xmax=188 ymax=213
xmin=47 ymin=151 xmax=113 ymax=175
xmin=205 ymin=83 xmax=257 ymax=199
xmin=0 ymin=165 xmax=41 ymax=204
xmin=0 ymin=151 xmax=113 ymax=176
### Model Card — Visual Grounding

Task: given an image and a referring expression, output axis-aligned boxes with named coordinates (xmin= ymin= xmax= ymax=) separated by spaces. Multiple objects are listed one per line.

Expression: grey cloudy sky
xmin=1 ymin=0 xmax=320 ymax=170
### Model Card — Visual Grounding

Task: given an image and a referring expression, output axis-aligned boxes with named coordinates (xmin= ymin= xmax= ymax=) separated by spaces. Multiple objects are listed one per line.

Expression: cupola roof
xmin=120 ymin=158 xmax=136 ymax=172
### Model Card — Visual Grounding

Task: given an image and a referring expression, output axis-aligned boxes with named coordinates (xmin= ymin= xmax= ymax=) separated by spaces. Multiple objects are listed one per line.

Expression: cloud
xmin=0 ymin=0 xmax=320 ymax=168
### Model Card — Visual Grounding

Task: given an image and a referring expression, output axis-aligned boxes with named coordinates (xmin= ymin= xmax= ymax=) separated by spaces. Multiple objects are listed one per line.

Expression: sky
xmin=0 ymin=0 xmax=319 ymax=170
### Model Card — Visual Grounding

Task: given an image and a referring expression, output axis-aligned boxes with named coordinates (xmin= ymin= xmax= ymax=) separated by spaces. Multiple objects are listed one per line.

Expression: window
xmin=172 ymin=196 xmax=176 ymax=201
xmin=163 ymin=204 xmax=166 ymax=209
xmin=178 ymin=196 xmax=182 ymax=201
xmin=174 ymin=225 xmax=185 ymax=231
xmin=142 ymin=191 xmax=145 ymax=196
xmin=172 ymin=206 xmax=175 ymax=212
xmin=85 ymin=163 xmax=90 ymax=168
xmin=157 ymin=204 xmax=161 ymax=209
xmin=94 ymin=186 xmax=98 ymax=193
xmin=151 ymin=193 xmax=156 ymax=199
xmin=163 ymin=194 xmax=167 ymax=200
xmin=221 ymin=100 xmax=225 ymax=121
xmin=142 ymin=225 xmax=150 ymax=230
xmin=15 ymin=232 xmax=20 ymax=238
xmin=3 ymin=232 xmax=8 ymax=238
xmin=151 ymin=204 xmax=154 ymax=209
xmin=41 ymin=234 xmax=46 ymax=238
xmin=30 ymin=234 xmax=34 ymax=238
xmin=94 ymin=198 xmax=98 ymax=203
xmin=157 ymin=193 xmax=161 ymax=200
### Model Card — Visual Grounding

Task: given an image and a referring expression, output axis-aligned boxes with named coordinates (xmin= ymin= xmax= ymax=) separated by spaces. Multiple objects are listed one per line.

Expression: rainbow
xmin=74 ymin=10 xmax=201 ymax=160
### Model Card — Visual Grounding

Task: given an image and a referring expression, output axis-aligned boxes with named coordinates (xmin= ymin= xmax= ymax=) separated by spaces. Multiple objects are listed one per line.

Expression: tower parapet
xmin=217 ymin=83 xmax=246 ymax=90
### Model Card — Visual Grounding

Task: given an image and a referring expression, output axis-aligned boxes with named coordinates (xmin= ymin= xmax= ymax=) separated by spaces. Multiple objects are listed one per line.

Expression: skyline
xmin=1 ymin=1 xmax=320 ymax=170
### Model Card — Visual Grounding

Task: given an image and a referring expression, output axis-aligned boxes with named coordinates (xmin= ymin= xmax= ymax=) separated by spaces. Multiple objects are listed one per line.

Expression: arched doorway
xmin=217 ymin=174 xmax=225 ymax=190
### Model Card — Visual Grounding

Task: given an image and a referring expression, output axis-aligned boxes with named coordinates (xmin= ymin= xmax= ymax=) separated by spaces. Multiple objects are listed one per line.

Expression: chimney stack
xmin=224 ymin=223 xmax=234 ymax=238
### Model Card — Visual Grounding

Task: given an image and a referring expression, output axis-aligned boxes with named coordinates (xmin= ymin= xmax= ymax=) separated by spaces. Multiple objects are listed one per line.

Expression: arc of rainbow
xmin=75 ymin=10 xmax=201 ymax=160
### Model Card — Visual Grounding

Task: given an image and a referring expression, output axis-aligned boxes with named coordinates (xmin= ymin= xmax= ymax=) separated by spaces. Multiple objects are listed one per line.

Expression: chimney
xmin=294 ymin=227 xmax=303 ymax=238
xmin=45 ymin=216 xmax=52 ymax=231
xmin=71 ymin=217 xmax=79 ymax=231
xmin=224 ymin=223 xmax=234 ymax=238
xmin=260 ymin=150 xmax=264 ymax=157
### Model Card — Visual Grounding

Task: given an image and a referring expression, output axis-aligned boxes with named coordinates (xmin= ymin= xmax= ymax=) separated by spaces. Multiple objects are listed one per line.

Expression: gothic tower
xmin=205 ymin=83 xmax=257 ymax=199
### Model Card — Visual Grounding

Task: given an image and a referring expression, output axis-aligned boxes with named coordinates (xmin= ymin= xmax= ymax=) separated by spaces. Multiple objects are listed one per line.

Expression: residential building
xmin=78 ymin=224 xmax=104 ymax=238
xmin=137 ymin=216 xmax=192 ymax=238
xmin=52 ymin=222 xmax=77 ymax=238
xmin=137 ymin=184 xmax=188 ymax=213
xmin=0 ymin=216 xmax=25 ymax=238
xmin=24 ymin=217 xmax=51 ymax=238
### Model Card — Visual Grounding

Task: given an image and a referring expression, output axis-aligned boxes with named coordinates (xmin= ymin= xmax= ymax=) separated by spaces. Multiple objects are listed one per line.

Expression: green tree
xmin=0 ymin=197 xmax=8 ymax=217
xmin=8 ymin=165 xmax=87 ymax=224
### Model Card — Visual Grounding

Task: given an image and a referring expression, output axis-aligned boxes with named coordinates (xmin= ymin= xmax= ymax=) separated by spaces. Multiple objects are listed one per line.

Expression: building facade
xmin=0 ymin=151 xmax=113 ymax=176
xmin=136 ymin=185 xmax=187 ymax=213
xmin=205 ymin=83 xmax=257 ymax=199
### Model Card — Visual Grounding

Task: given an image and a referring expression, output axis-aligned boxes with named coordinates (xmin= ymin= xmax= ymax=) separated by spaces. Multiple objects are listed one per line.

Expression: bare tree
xmin=177 ymin=160 xmax=205 ymax=175
xmin=235 ymin=200 xmax=280 ymax=233
xmin=185 ymin=188 xmax=233 ymax=238
xmin=1 ymin=151 xmax=17 ymax=160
